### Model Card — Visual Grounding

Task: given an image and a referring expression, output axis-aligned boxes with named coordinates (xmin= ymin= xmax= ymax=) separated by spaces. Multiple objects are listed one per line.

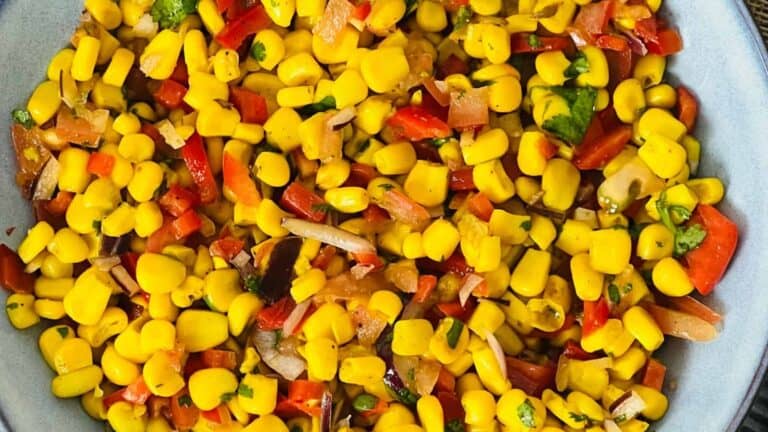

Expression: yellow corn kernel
xmin=127 ymin=161 xmax=164 ymax=203
xmin=404 ymin=161 xmax=449 ymax=207
xmin=473 ymin=159 xmax=516 ymax=203
xmin=236 ymin=373 xmax=277 ymax=415
xmin=148 ymin=292 xmax=178 ymax=322
xmin=489 ymin=210 xmax=529 ymax=245
xmin=462 ymin=390 xmax=496 ymax=426
xmin=78 ymin=307 xmax=128 ymax=348
xmin=533 ymin=94 xmax=570 ymax=128
xmin=25 ymin=80 xmax=61 ymax=126
xmin=575 ymin=46 xmax=609 ymax=88
xmin=504 ymin=12 xmax=537 ymax=32
xmin=139 ymin=29 xmax=183 ymax=80
xmin=400 ymin=232 xmax=424 ymax=259
xmin=202 ymin=268 xmax=241 ymax=313
xmin=372 ymin=141 xmax=415 ymax=175
xmin=416 ymin=0 xmax=447 ymax=32
xmin=510 ymin=249 xmax=551 ymax=297
xmin=422 ymin=219 xmax=460 ymax=262
xmin=45 ymin=228 xmax=88 ymax=264
xmin=686 ymin=177 xmax=724 ymax=205
xmin=91 ymin=78 xmax=126 ymax=111
xmin=101 ymin=203 xmax=135 ymax=237
xmin=34 ymin=277 xmax=74 ymax=300
xmin=252 ymin=199 xmax=287 ymax=237
xmin=57 ymin=147 xmax=91 ymax=194
xmin=184 ymin=72 xmax=230 ymax=110
xmin=651 ymin=256 xmax=694 ymax=297
xmin=52 ymin=365 xmax=103 ymax=398
xmin=176 ymin=310 xmax=229 ymax=353
xmin=18 ymin=221 xmax=55 ymax=264
xmin=324 ymin=187 xmax=369 ymax=213
xmin=302 ymin=337 xmax=338 ymax=381
xmin=527 ymin=298 xmax=565 ymax=332
xmin=589 ymin=228 xmax=632 ymax=275
xmin=314 ymin=160 xmax=349 ymax=190
xmin=614 ymin=78 xmax=647 ymax=124
xmin=468 ymin=300 xmax=506 ymax=338
xmin=567 ymin=359 xmax=609 ymax=399
xmin=472 ymin=345 xmax=511 ymax=395
xmin=264 ymin=107 xmax=303 ymax=152
xmin=355 ymin=96 xmax=393 ymax=135
xmin=610 ymin=347 xmax=647 ymax=381
xmin=197 ymin=102 xmax=241 ymax=137
xmin=637 ymin=134 xmax=687 ymax=179
xmin=646 ymin=184 xmax=699 ymax=223
xmin=86 ymin=0 xmax=122 ymax=29
xmin=187 ymin=368 xmax=239 ymax=411
xmin=296 ymin=0 xmax=323 ymax=16
xmin=360 ymin=47 xmax=410 ymax=93
xmin=211 ymin=48 xmax=241 ymax=83
xmin=367 ymin=0 xmax=406 ymax=34
xmin=139 ymin=319 xmax=176 ymax=357
xmin=622 ymin=306 xmax=664 ymax=351
xmin=535 ymin=50 xmax=570 ymax=86
xmin=112 ymin=112 xmax=140 ymax=136
xmin=71 ymin=36 xmax=101 ymax=81
xmin=630 ymin=384 xmax=668 ymax=420
xmin=541 ymin=158 xmax=580 ymax=212
xmin=47 ymin=48 xmax=76 ymax=81
xmin=463 ymin=129 xmax=509 ymax=166
xmin=277 ymin=52 xmax=323 ymax=86
xmin=680 ymin=135 xmax=701 ymax=175
xmin=231 ymin=123 xmax=264 ymax=144
xmin=82 ymin=178 xmax=120 ymax=213
xmin=529 ymin=215 xmax=557 ymax=250
xmin=286 ymin=267 xmax=324 ymax=302
xmin=393 ymin=319 xmax=433 ymax=356
xmin=429 ymin=317 xmax=470 ymax=364
xmin=482 ymin=24 xmax=511 ymax=64
xmin=636 ymin=223 xmax=674 ymax=260
xmin=368 ymin=290 xmax=403 ymax=325
xmin=485 ymin=75 xmax=522 ymax=113
xmin=132 ymin=201 xmax=162 ymax=238
xmin=252 ymin=151 xmax=290 ymax=188
xmin=571 ymin=253 xmax=604 ymax=301
xmin=6 ymin=293 xmax=39 ymax=329
xmin=226 ymin=293 xmax=262 ymax=337
xmin=136 ymin=253 xmax=186 ymax=295
xmin=101 ymin=343 xmax=140 ymax=386
xmin=81 ymin=388 xmax=108 ymax=420
xmin=538 ymin=0 xmax=576 ymax=32
xmin=644 ymin=83 xmax=677 ymax=109
xmin=101 ymin=47 xmax=135 ymax=88
xmin=636 ymin=108 xmax=687 ymax=143
xmin=514 ymin=177 xmax=541 ymax=205
xmin=183 ymin=30 xmax=210 ymax=74
xmin=63 ymin=268 xmax=117 ymax=326
xmin=339 ymin=356 xmax=386 ymax=387
xmin=312 ymin=25 xmax=360 ymax=64
xmin=634 ymin=54 xmax=666 ymax=88
xmin=276 ymin=85 xmax=314 ymax=108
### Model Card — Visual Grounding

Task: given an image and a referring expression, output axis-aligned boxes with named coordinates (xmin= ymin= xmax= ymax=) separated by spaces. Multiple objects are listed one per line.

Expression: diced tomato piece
xmin=642 ymin=358 xmax=667 ymax=391
xmin=256 ymin=296 xmax=296 ymax=330
xmin=595 ymin=34 xmax=630 ymax=52
xmin=170 ymin=59 xmax=189 ymax=84
xmin=281 ymin=182 xmax=328 ymax=223
xmin=288 ymin=380 xmax=326 ymax=402
xmin=123 ymin=376 xmax=153 ymax=405
xmin=362 ymin=204 xmax=390 ymax=224
xmin=86 ymin=152 xmax=115 ymax=177
xmin=414 ymin=274 xmax=438 ymax=303
xmin=154 ymin=79 xmax=188 ymax=109
xmin=562 ymin=340 xmax=597 ymax=360
xmin=345 ymin=163 xmax=378 ymax=188
xmin=222 ymin=152 xmax=261 ymax=207
xmin=647 ymin=28 xmax=683 ymax=56
xmin=449 ymin=168 xmax=475 ymax=191
xmin=201 ymin=405 xmax=232 ymax=425
xmin=171 ymin=210 xmax=203 ymax=239
xmin=170 ymin=389 xmax=200 ymax=430
xmin=217 ymin=0 xmax=236 ymax=12
xmin=120 ymin=252 xmax=140 ymax=279
xmin=386 ymin=106 xmax=452 ymax=142
xmin=573 ymin=125 xmax=633 ymax=170
xmin=467 ymin=193 xmax=494 ymax=222
xmin=438 ymin=54 xmax=469 ymax=79
xmin=442 ymin=252 xmax=474 ymax=277
xmin=377 ymin=189 xmax=432 ymax=228
xmin=506 ymin=357 xmax=555 ymax=397
xmin=582 ymin=297 xmax=610 ymax=336
xmin=230 ymin=87 xmax=269 ymax=124
xmin=0 ymin=244 xmax=35 ymax=294
xmin=573 ymin=0 xmax=615 ymax=37
xmin=510 ymin=34 xmax=574 ymax=54
xmin=435 ymin=367 xmax=456 ymax=393
xmin=437 ymin=392 xmax=464 ymax=422
xmin=605 ymin=47 xmax=634 ymax=88
xmin=538 ymin=138 xmax=558 ymax=160
xmin=685 ymin=205 xmax=739 ymax=295
xmin=215 ymin=4 xmax=270 ymax=49
xmin=201 ymin=349 xmax=238 ymax=370
xmin=634 ymin=17 xmax=659 ymax=44
xmin=140 ymin=123 xmax=165 ymax=148
xmin=159 ymin=185 xmax=200 ymax=217
xmin=448 ymin=88 xmax=489 ymax=130
xmin=311 ymin=245 xmax=337 ymax=270
xmin=209 ymin=237 xmax=245 ymax=261
xmin=351 ymin=0 xmax=371 ymax=20
xmin=676 ymin=85 xmax=698 ymax=131
xmin=423 ymin=77 xmax=451 ymax=107
xmin=181 ymin=133 xmax=219 ymax=204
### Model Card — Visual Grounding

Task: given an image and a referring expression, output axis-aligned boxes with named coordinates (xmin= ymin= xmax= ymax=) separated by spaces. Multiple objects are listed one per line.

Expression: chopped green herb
xmin=353 ymin=393 xmax=379 ymax=412
xmin=220 ymin=392 xmax=236 ymax=403
xmin=454 ymin=6 xmax=472 ymax=30
xmin=614 ymin=414 xmax=627 ymax=424
xmin=312 ymin=203 xmax=336 ymax=213
xmin=446 ymin=319 xmax=464 ymax=349
xmin=569 ymin=412 xmax=589 ymax=423
xmin=407 ymin=367 xmax=415 ymax=383
xmin=391 ymin=385 xmax=419 ymax=405
xmin=56 ymin=327 xmax=69 ymax=338
xmin=151 ymin=0 xmax=198 ymax=29
xmin=445 ymin=419 xmax=466 ymax=432
xmin=11 ymin=109 xmax=35 ymax=129
xmin=608 ymin=283 xmax=621 ymax=304
xmin=404 ymin=0 xmax=418 ymax=16
xmin=297 ymin=96 xmax=337 ymax=116
xmin=274 ymin=329 xmax=283 ymax=349
xmin=431 ymin=137 xmax=450 ymax=148
xmin=527 ymin=34 xmax=541 ymax=49
xmin=178 ymin=394 xmax=193 ymax=407
xmin=517 ymin=399 xmax=537 ymax=428
xmin=245 ymin=275 xmax=262 ymax=295
xmin=623 ymin=283 xmax=634 ymax=294
xmin=378 ymin=183 xmax=395 ymax=191
xmin=92 ymin=220 xmax=102 ymax=231
xmin=238 ymin=383 xmax=254 ymax=398
xmin=250 ymin=41 xmax=267 ymax=62
xmin=520 ymin=220 xmax=532 ymax=231
xmin=542 ymin=86 xmax=598 ymax=145
xmin=655 ymin=190 xmax=707 ymax=256
xmin=356 ymin=138 xmax=372 ymax=155
xmin=5 ymin=303 xmax=19 ymax=310
xmin=564 ymin=53 xmax=590 ymax=79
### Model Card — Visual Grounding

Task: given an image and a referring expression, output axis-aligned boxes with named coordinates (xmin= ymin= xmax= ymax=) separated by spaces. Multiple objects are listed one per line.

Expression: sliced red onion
xmin=111 ymin=265 xmax=140 ymax=296
xmin=156 ymin=120 xmax=186 ymax=149
xmin=320 ymin=391 xmax=333 ymax=432
xmin=414 ymin=359 xmax=441 ymax=396
xmin=458 ymin=273 xmax=484 ymax=307
xmin=230 ymin=250 xmax=252 ymax=270
xmin=283 ymin=300 xmax=311 ymax=335
xmin=91 ymin=256 xmax=121 ymax=271
xmin=485 ymin=330 xmax=507 ymax=379
xmin=327 ymin=107 xmax=356 ymax=129
xmin=78 ymin=108 xmax=110 ymax=135
xmin=350 ymin=263 xmax=376 ymax=280
xmin=568 ymin=29 xmax=588 ymax=47
xmin=282 ymin=218 xmax=376 ymax=255
xmin=253 ymin=330 xmax=307 ymax=380
xmin=33 ymin=156 xmax=60 ymax=200
xmin=604 ymin=419 xmax=622 ymax=432
xmin=611 ymin=391 xmax=647 ymax=422
xmin=623 ymin=30 xmax=648 ymax=55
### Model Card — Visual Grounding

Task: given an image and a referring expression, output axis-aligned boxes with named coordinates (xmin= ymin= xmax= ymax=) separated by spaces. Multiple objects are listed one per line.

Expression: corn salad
xmin=2 ymin=0 xmax=740 ymax=431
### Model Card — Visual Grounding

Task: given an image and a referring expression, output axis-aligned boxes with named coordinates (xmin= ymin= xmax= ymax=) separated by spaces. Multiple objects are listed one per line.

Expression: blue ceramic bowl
xmin=1 ymin=0 xmax=767 ymax=430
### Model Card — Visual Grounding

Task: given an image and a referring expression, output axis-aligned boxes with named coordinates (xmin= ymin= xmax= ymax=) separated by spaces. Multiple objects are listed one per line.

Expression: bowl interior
xmin=1 ymin=0 xmax=767 ymax=430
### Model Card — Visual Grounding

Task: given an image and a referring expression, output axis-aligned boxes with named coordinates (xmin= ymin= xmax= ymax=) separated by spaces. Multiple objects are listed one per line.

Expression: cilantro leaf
xmin=569 ymin=412 xmax=589 ymax=423
xmin=11 ymin=109 xmax=35 ymax=129
xmin=298 ymin=96 xmax=337 ymax=117
xmin=238 ymin=383 xmax=254 ymax=398
xmin=608 ymin=283 xmax=621 ymax=304
xmin=245 ymin=275 xmax=262 ymax=295
xmin=445 ymin=419 xmax=466 ymax=432
xmin=564 ymin=53 xmax=590 ymax=79
xmin=655 ymin=190 xmax=708 ymax=257
xmin=675 ymin=224 xmax=707 ymax=256
xmin=151 ymin=0 xmax=198 ymax=29
xmin=542 ymin=86 xmax=597 ymax=144
xmin=251 ymin=41 xmax=267 ymax=62
xmin=220 ymin=392 xmax=236 ymax=403
xmin=527 ymin=34 xmax=541 ymax=49
xmin=5 ymin=303 xmax=19 ymax=310
xmin=446 ymin=319 xmax=464 ymax=349
xmin=454 ymin=6 xmax=472 ymax=30
xmin=56 ymin=327 xmax=69 ymax=338
xmin=520 ymin=220 xmax=532 ymax=231
xmin=178 ymin=394 xmax=193 ymax=407
xmin=352 ymin=393 xmax=379 ymax=412
xmin=431 ymin=137 xmax=450 ymax=148
xmin=517 ymin=399 xmax=537 ymax=428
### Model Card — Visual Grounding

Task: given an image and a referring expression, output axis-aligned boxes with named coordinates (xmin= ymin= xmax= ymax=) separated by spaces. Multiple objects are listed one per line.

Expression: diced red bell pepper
xmin=351 ymin=0 xmax=371 ymax=20
xmin=435 ymin=367 xmax=456 ymax=393
xmin=685 ymin=205 xmax=739 ymax=295
xmin=141 ymin=123 xmax=165 ymax=148
xmin=201 ymin=349 xmax=238 ymax=370
xmin=46 ymin=191 xmax=75 ymax=216
xmin=154 ymin=79 xmax=188 ymax=109
xmin=288 ymin=380 xmax=326 ymax=403
xmin=510 ymin=34 xmax=574 ymax=54
xmin=311 ymin=245 xmax=337 ymax=270
xmin=443 ymin=252 xmax=474 ymax=277
xmin=345 ymin=163 xmax=378 ymax=188
xmin=170 ymin=59 xmax=189 ymax=84
xmin=573 ymin=0 xmax=615 ymax=37
xmin=582 ymin=298 xmax=610 ymax=336
xmin=159 ymin=185 xmax=200 ymax=217
xmin=386 ymin=106 xmax=453 ymax=142
xmin=217 ymin=0 xmax=235 ymax=13
xmin=642 ymin=358 xmax=667 ymax=391
xmin=634 ymin=17 xmax=659 ymax=44
xmin=222 ymin=152 xmax=261 ymax=207
xmin=437 ymin=392 xmax=464 ymax=423
xmin=0 ymin=244 xmax=34 ymax=294
xmin=467 ymin=193 xmax=494 ymax=222
xmin=647 ymin=28 xmax=683 ymax=56
xmin=215 ymin=4 xmax=271 ymax=49
xmin=362 ymin=204 xmax=390 ymax=224
xmin=605 ymin=47 xmax=634 ymax=88
xmin=171 ymin=210 xmax=203 ymax=239
xmin=256 ymin=296 xmax=296 ymax=330
xmin=676 ymin=85 xmax=698 ymax=131
xmin=595 ymin=34 xmax=630 ymax=52
xmin=103 ymin=376 xmax=153 ymax=409
xmin=209 ymin=237 xmax=245 ymax=261
xmin=506 ymin=357 xmax=556 ymax=397
xmin=435 ymin=297 xmax=476 ymax=322
xmin=86 ymin=152 xmax=115 ymax=177
xmin=449 ymin=168 xmax=476 ymax=191
xmin=230 ymin=87 xmax=269 ymax=124
xmin=201 ymin=405 xmax=232 ymax=425
xmin=170 ymin=389 xmax=200 ymax=431
xmin=572 ymin=125 xmax=633 ymax=170
xmin=181 ymin=133 xmax=219 ymax=204
xmin=562 ymin=340 xmax=597 ymax=360
xmin=280 ymin=182 xmax=328 ymax=223
xmin=414 ymin=274 xmax=438 ymax=303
